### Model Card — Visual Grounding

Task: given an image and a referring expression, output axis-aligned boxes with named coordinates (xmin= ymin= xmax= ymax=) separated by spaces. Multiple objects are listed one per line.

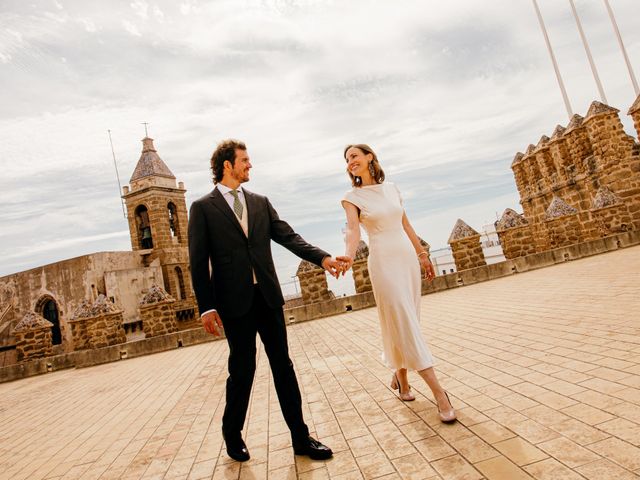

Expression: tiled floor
xmin=1 ymin=246 xmax=639 ymax=480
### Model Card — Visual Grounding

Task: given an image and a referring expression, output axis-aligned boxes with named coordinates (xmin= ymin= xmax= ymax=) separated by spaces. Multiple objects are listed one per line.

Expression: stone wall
xmin=504 ymin=97 xmax=640 ymax=257
xmin=352 ymin=241 xmax=372 ymax=294
xmin=496 ymin=209 xmax=536 ymax=259
xmin=296 ymin=260 xmax=333 ymax=304
xmin=139 ymin=285 xmax=178 ymax=338
xmin=69 ymin=295 xmax=126 ymax=350
xmin=448 ymin=219 xmax=487 ymax=271
xmin=0 ymin=251 xmax=146 ymax=352
xmin=13 ymin=312 xmax=53 ymax=362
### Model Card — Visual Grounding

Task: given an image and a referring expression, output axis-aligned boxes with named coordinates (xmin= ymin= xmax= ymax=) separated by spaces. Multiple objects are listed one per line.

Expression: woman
xmin=339 ymin=144 xmax=456 ymax=423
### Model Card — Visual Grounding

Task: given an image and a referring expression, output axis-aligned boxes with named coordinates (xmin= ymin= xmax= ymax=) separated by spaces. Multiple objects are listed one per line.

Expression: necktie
xmin=230 ymin=189 xmax=244 ymax=219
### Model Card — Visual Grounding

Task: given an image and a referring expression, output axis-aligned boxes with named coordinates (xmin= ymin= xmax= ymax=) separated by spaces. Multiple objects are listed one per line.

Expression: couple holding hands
xmin=188 ymin=140 xmax=456 ymax=463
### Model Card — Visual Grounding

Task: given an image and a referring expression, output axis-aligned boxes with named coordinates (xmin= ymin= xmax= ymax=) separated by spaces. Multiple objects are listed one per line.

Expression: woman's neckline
xmin=359 ymin=182 xmax=384 ymax=189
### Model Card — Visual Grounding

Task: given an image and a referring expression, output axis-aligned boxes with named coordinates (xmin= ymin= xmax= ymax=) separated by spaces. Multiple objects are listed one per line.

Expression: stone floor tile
xmin=560 ymin=403 xmax=616 ymax=425
xmin=448 ymin=435 xmax=500 ymax=464
xmin=523 ymin=458 xmax=585 ymax=480
xmin=548 ymin=418 xmax=610 ymax=445
xmin=492 ymin=437 xmax=548 ymax=466
xmin=520 ymin=404 xmax=571 ymax=426
xmin=354 ymin=451 xmax=395 ymax=480
xmin=536 ymin=437 xmax=600 ymax=468
xmin=595 ymin=417 xmax=640 ymax=444
xmin=507 ymin=419 xmax=560 ymax=444
xmin=391 ymin=452 xmax=439 ymax=479
xmin=431 ymin=454 xmax=482 ymax=480
xmin=298 ymin=467 xmax=330 ymax=480
xmin=398 ymin=420 xmax=436 ymax=442
xmin=575 ymin=459 xmax=639 ymax=480
xmin=268 ymin=465 xmax=297 ymax=480
xmin=413 ymin=436 xmax=455 ymax=462
xmin=468 ymin=420 xmax=516 ymax=444
xmin=474 ymin=455 xmax=533 ymax=480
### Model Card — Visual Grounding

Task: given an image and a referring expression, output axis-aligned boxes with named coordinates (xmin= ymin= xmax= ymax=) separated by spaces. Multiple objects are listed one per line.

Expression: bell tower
xmin=122 ymin=136 xmax=197 ymax=322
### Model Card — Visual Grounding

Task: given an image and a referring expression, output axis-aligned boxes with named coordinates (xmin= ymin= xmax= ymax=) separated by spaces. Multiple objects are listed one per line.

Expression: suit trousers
xmin=221 ymin=285 xmax=309 ymax=443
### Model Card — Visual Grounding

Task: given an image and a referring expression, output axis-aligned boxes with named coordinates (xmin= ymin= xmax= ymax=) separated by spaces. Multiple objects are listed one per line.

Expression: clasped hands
xmin=321 ymin=256 xmax=354 ymax=278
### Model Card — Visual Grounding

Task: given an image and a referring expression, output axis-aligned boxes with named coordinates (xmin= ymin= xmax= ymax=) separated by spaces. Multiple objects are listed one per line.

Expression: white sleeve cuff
xmin=201 ymin=309 xmax=217 ymax=317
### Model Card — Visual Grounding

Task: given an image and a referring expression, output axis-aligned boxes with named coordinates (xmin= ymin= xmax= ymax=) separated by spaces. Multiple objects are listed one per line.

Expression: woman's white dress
xmin=343 ymin=182 xmax=435 ymax=371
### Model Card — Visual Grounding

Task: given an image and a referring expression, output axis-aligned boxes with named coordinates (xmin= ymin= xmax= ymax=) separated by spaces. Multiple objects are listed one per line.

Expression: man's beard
xmin=232 ymin=170 xmax=249 ymax=183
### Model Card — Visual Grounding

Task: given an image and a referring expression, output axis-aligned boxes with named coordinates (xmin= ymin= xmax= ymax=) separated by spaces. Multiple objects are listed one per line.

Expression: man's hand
xmin=322 ymin=256 xmax=343 ymax=279
xmin=336 ymin=255 xmax=353 ymax=276
xmin=202 ymin=310 xmax=224 ymax=337
xmin=322 ymin=256 xmax=355 ymax=278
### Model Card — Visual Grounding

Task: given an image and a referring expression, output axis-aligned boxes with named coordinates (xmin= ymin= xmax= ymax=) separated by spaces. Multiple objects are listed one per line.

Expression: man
xmin=188 ymin=139 xmax=345 ymax=462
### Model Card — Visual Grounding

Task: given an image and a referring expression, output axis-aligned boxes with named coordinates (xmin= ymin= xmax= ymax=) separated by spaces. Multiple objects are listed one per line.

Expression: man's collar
xmin=217 ymin=183 xmax=243 ymax=195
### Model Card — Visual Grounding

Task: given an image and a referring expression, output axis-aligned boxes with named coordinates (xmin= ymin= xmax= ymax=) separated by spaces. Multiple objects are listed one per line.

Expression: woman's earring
xmin=368 ymin=162 xmax=376 ymax=178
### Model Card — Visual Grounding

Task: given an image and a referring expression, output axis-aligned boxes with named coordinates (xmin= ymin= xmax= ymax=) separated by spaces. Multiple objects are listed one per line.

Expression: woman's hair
xmin=210 ymin=139 xmax=246 ymax=184
xmin=344 ymin=144 xmax=385 ymax=187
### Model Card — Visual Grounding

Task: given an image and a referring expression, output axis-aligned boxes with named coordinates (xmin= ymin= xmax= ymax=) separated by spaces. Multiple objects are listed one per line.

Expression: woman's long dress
xmin=342 ymin=182 xmax=435 ymax=371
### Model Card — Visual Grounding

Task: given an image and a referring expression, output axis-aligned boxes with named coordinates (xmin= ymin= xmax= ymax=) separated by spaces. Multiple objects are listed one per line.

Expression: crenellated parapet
xmin=447 ymin=219 xmax=487 ymax=271
xmin=296 ymin=260 xmax=333 ymax=304
xmin=506 ymin=98 xmax=640 ymax=257
xmin=495 ymin=209 xmax=535 ymax=259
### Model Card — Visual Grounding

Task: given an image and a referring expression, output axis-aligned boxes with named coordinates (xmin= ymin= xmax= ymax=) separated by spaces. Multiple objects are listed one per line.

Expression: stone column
xmin=584 ymin=101 xmax=633 ymax=171
xmin=511 ymin=152 xmax=528 ymax=203
xmin=544 ymin=196 xmax=583 ymax=248
xmin=548 ymin=125 xmax=571 ymax=185
xmin=447 ymin=219 xmax=486 ymax=271
xmin=296 ymin=261 xmax=333 ymax=304
xmin=351 ymin=241 xmax=372 ymax=294
xmin=563 ymin=114 xmax=592 ymax=178
xmin=534 ymin=135 xmax=557 ymax=190
xmin=495 ymin=209 xmax=536 ymax=259
xmin=13 ymin=312 xmax=54 ymax=362
xmin=139 ymin=284 xmax=178 ymax=338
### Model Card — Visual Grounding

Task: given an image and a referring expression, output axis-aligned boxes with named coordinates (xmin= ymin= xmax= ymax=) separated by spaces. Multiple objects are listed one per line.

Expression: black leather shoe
xmin=224 ymin=435 xmax=250 ymax=462
xmin=293 ymin=436 xmax=333 ymax=460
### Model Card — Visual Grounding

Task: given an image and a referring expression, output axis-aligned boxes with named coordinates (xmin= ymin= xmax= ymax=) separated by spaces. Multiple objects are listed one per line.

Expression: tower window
xmin=175 ymin=266 xmax=186 ymax=300
xmin=135 ymin=205 xmax=153 ymax=249
xmin=168 ymin=202 xmax=181 ymax=243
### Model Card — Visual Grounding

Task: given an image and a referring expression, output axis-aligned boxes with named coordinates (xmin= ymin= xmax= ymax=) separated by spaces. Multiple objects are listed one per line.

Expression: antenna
xmin=569 ymin=0 xmax=607 ymax=104
xmin=603 ymin=0 xmax=639 ymax=96
xmin=532 ymin=0 xmax=573 ymax=120
xmin=107 ymin=129 xmax=127 ymax=219
xmin=142 ymin=122 xmax=150 ymax=137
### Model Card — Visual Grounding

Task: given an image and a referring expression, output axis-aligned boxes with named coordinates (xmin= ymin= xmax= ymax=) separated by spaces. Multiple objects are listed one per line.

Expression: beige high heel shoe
xmin=437 ymin=391 xmax=457 ymax=423
xmin=390 ymin=373 xmax=415 ymax=402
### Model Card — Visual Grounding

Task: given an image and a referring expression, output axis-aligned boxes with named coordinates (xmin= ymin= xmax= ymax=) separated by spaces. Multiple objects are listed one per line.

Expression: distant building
xmin=0 ymin=136 xmax=198 ymax=365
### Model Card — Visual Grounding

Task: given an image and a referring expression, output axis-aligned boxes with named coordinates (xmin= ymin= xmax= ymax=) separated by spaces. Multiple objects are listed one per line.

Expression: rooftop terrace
xmin=1 ymin=246 xmax=639 ymax=480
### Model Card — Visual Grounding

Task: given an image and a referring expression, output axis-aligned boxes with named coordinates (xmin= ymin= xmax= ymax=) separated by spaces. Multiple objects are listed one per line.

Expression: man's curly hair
xmin=210 ymin=139 xmax=246 ymax=184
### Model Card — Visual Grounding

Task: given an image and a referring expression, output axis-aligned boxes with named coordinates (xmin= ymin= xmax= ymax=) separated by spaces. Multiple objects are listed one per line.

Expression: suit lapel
xmin=210 ymin=187 xmax=246 ymax=238
xmin=244 ymin=189 xmax=258 ymax=239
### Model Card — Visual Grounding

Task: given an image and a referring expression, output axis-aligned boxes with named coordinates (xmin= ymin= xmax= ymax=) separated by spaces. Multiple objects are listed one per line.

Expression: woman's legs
xmin=416 ymin=367 xmax=455 ymax=416
xmin=395 ymin=368 xmax=410 ymax=393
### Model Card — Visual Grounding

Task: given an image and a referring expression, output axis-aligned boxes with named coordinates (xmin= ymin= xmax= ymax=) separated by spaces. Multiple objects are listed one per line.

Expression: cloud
xmin=0 ymin=0 xmax=638 ymax=293
xmin=122 ymin=19 xmax=142 ymax=37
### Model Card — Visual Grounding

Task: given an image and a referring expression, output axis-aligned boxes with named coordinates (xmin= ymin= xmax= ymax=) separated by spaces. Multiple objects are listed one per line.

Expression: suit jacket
xmin=188 ymin=187 xmax=330 ymax=318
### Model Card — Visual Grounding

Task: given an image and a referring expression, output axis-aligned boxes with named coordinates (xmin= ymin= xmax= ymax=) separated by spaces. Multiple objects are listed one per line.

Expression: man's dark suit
xmin=188 ymin=186 xmax=330 ymax=443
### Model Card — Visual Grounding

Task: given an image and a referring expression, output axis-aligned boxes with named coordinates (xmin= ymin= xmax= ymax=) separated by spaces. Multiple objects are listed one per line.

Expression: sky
xmin=1 ymin=0 xmax=638 ymax=297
